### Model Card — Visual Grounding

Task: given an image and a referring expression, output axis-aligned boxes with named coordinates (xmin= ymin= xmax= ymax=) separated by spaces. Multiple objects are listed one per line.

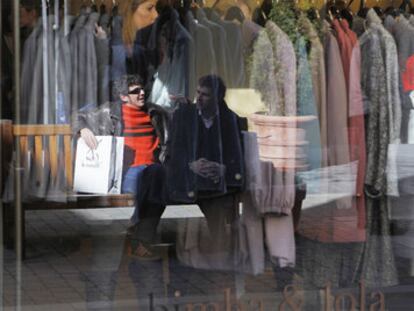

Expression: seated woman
xmin=74 ymin=74 xmax=169 ymax=229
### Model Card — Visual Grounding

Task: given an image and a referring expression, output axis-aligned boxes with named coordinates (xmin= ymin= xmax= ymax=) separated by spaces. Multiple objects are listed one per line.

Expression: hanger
xmin=307 ymin=0 xmax=320 ymax=21
xmin=340 ymin=8 xmax=353 ymax=26
xmin=91 ymin=0 xmax=98 ymax=12
xmin=373 ymin=6 xmax=384 ymax=19
xmin=329 ymin=5 xmax=341 ymax=20
xmin=100 ymin=0 xmax=106 ymax=14
xmin=346 ymin=0 xmax=355 ymax=9
xmin=400 ymin=0 xmax=411 ymax=14
xmin=224 ymin=6 xmax=245 ymax=23
xmin=384 ymin=0 xmax=399 ymax=18
xmin=356 ymin=0 xmax=369 ymax=18
xmin=261 ymin=0 xmax=273 ymax=21
xmin=341 ymin=9 xmax=353 ymax=25
xmin=112 ymin=0 xmax=118 ymax=16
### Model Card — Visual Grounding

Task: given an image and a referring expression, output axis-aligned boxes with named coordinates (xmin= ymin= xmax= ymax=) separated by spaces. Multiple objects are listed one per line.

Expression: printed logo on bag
xmin=82 ymin=139 xmax=103 ymax=168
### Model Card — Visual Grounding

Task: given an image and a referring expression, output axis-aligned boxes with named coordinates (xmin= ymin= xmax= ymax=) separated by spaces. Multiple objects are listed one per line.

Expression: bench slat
xmin=49 ymin=136 xmax=58 ymax=182
xmin=34 ymin=136 xmax=43 ymax=184
xmin=19 ymin=136 xmax=29 ymax=169
xmin=23 ymin=193 xmax=136 ymax=210
xmin=14 ymin=124 xmax=72 ymax=136
xmin=64 ymin=135 xmax=73 ymax=187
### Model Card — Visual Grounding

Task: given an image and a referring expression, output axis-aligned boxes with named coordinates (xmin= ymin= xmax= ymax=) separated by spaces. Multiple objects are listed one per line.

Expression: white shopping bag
xmin=73 ymin=136 xmax=124 ymax=194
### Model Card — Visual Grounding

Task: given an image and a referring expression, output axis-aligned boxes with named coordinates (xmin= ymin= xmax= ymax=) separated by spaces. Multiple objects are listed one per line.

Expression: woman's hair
xmin=113 ymin=74 xmax=145 ymax=98
xmin=122 ymin=0 xmax=147 ymax=47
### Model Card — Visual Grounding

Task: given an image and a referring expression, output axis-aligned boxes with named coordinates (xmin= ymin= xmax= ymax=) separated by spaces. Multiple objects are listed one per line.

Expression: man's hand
xmin=80 ymin=128 xmax=98 ymax=150
xmin=169 ymin=94 xmax=190 ymax=105
xmin=189 ymin=158 xmax=225 ymax=184
xmin=94 ymin=24 xmax=107 ymax=39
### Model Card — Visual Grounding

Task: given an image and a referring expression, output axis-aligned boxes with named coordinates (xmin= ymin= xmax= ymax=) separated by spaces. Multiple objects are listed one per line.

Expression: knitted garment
xmin=122 ymin=104 xmax=159 ymax=166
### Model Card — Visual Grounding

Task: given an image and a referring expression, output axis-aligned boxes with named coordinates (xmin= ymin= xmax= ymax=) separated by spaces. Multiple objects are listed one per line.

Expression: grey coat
xmin=360 ymin=11 xmax=390 ymax=197
xmin=185 ymin=12 xmax=217 ymax=83
xmin=70 ymin=14 xmax=87 ymax=113
xmin=209 ymin=11 xmax=245 ymax=88
xmin=196 ymin=9 xmax=229 ymax=84
xmin=366 ymin=10 xmax=401 ymax=195
xmin=69 ymin=13 xmax=99 ymax=112
xmin=25 ymin=16 xmax=72 ymax=124
xmin=76 ymin=12 xmax=99 ymax=109
xmin=385 ymin=15 xmax=414 ymax=143
xmin=21 ymin=20 xmax=42 ymax=122
xmin=95 ymin=36 xmax=110 ymax=105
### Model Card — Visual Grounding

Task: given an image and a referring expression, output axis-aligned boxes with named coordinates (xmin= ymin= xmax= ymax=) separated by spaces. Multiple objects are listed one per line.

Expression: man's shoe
xmin=126 ymin=223 xmax=138 ymax=237
xmin=128 ymin=242 xmax=161 ymax=261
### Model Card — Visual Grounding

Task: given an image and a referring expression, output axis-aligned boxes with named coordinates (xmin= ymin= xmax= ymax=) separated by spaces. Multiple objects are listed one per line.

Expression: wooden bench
xmin=1 ymin=123 xmax=138 ymax=258
xmin=2 ymin=123 xmax=245 ymax=259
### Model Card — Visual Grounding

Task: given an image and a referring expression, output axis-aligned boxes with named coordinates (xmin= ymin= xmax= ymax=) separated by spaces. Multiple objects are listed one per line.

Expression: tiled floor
xmin=2 ymin=203 xmax=414 ymax=310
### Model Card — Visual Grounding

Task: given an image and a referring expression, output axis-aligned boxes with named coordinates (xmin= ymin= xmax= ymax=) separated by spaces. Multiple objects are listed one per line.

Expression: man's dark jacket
xmin=165 ymin=100 xmax=245 ymax=203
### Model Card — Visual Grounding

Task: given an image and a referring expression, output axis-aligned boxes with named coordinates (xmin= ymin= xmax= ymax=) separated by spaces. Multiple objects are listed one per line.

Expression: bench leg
xmin=3 ymin=203 xmax=14 ymax=249
xmin=15 ymin=208 xmax=25 ymax=260
xmin=22 ymin=209 xmax=26 ymax=259
xmin=3 ymin=202 xmax=26 ymax=259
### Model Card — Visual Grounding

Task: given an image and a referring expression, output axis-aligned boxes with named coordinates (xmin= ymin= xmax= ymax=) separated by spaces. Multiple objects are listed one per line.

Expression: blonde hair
xmin=122 ymin=0 xmax=147 ymax=47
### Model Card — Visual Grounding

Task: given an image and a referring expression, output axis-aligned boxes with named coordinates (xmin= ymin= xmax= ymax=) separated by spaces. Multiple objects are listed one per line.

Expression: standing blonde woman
xmin=112 ymin=0 xmax=158 ymax=83
xmin=122 ymin=0 xmax=158 ymax=52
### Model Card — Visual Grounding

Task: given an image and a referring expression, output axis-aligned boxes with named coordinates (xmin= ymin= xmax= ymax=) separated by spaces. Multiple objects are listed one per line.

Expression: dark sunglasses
xmin=128 ymin=87 xmax=144 ymax=95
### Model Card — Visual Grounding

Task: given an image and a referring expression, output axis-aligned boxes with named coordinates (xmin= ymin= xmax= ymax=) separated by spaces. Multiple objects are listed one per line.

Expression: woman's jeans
xmin=121 ymin=165 xmax=147 ymax=225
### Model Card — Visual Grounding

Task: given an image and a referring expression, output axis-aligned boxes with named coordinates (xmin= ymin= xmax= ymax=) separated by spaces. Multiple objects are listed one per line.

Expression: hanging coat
xmin=185 ymin=12 xmax=217 ymax=87
xmin=249 ymin=28 xmax=277 ymax=113
xmin=360 ymin=13 xmax=390 ymax=197
xmin=95 ymin=35 xmax=110 ymax=106
xmin=332 ymin=19 xmax=354 ymax=88
xmin=386 ymin=16 xmax=414 ymax=143
xmin=300 ymin=16 xmax=328 ymax=167
xmin=366 ymin=10 xmax=401 ymax=195
xmin=69 ymin=13 xmax=88 ymax=113
xmin=241 ymin=19 xmax=262 ymax=87
xmin=296 ymin=36 xmax=322 ymax=171
xmin=208 ymin=10 xmax=245 ymax=88
xmin=76 ymin=12 xmax=99 ymax=109
xmin=323 ymin=24 xmax=351 ymax=172
xmin=196 ymin=9 xmax=229 ymax=84
xmin=265 ymin=21 xmax=297 ymax=116
xmin=21 ymin=20 xmax=42 ymax=123
xmin=337 ymin=18 xmax=367 ymax=229
xmin=147 ymin=9 xmax=195 ymax=110
xmin=110 ymin=14 xmax=127 ymax=84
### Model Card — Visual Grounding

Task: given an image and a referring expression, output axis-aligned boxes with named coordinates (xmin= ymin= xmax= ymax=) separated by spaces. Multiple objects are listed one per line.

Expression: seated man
xmin=130 ymin=74 xmax=244 ymax=260
xmin=75 ymin=74 xmax=169 ymax=226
